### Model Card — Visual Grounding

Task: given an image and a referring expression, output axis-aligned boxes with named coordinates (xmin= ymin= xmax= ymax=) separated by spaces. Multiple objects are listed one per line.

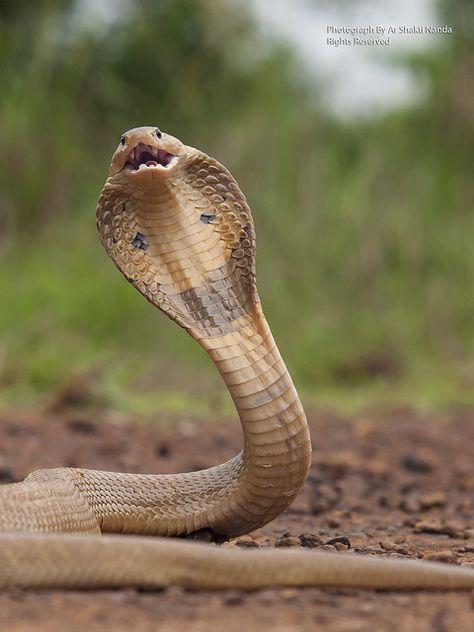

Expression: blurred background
xmin=0 ymin=0 xmax=473 ymax=416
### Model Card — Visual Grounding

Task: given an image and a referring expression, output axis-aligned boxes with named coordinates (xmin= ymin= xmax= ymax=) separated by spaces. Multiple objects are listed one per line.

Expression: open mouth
xmin=125 ymin=142 xmax=178 ymax=172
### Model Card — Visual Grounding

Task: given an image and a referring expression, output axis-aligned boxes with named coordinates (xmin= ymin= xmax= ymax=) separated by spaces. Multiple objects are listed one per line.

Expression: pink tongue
xmin=146 ymin=160 xmax=158 ymax=166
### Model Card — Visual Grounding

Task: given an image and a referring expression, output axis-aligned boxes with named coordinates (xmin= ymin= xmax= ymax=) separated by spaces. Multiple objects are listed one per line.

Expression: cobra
xmin=0 ymin=127 xmax=473 ymax=590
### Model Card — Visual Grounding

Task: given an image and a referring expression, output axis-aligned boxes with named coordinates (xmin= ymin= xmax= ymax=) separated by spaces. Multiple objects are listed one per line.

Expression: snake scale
xmin=0 ymin=127 xmax=473 ymax=590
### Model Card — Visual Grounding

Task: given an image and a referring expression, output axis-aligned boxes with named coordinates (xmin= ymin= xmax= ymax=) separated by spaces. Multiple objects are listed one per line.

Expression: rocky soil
xmin=0 ymin=403 xmax=473 ymax=632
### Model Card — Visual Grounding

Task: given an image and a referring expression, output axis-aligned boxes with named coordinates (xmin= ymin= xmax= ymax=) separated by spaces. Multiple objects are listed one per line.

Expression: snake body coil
xmin=0 ymin=127 xmax=473 ymax=590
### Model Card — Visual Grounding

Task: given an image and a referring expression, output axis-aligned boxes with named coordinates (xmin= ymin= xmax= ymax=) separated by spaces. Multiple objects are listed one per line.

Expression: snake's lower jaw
xmin=125 ymin=164 xmax=179 ymax=182
xmin=125 ymin=155 xmax=180 ymax=177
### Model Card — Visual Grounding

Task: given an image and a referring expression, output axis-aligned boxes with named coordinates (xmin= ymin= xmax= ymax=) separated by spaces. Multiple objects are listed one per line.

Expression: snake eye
xmin=155 ymin=128 xmax=162 ymax=139
xmin=120 ymin=136 xmax=126 ymax=146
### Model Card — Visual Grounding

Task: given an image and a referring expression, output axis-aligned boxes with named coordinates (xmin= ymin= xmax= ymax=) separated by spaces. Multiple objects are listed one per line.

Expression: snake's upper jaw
xmin=124 ymin=142 xmax=179 ymax=174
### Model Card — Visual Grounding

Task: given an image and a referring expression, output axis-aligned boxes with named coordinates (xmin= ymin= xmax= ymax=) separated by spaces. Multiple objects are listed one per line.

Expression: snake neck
xmin=199 ymin=316 xmax=312 ymax=536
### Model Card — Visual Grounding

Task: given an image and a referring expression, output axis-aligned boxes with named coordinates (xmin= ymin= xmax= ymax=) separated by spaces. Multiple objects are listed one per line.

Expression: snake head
xmin=109 ymin=126 xmax=185 ymax=180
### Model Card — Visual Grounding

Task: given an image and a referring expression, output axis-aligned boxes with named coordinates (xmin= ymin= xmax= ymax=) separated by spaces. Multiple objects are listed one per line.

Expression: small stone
xmin=413 ymin=519 xmax=463 ymax=538
xmin=361 ymin=546 xmax=386 ymax=555
xmin=413 ymin=518 xmax=443 ymax=534
xmin=422 ymin=550 xmax=458 ymax=564
xmin=419 ymin=492 xmax=446 ymax=509
xmin=235 ymin=536 xmax=259 ymax=548
xmin=442 ymin=521 xmax=465 ymax=539
xmin=463 ymin=528 xmax=474 ymax=540
xmin=325 ymin=536 xmax=351 ymax=549
xmin=299 ymin=533 xmax=324 ymax=548
xmin=379 ymin=540 xmax=409 ymax=555
xmin=401 ymin=454 xmax=433 ymax=473
xmin=332 ymin=541 xmax=350 ymax=552
xmin=221 ymin=541 xmax=239 ymax=549
xmin=275 ymin=535 xmax=301 ymax=548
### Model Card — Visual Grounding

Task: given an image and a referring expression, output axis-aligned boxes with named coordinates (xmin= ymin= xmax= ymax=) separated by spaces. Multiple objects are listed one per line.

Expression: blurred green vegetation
xmin=0 ymin=0 xmax=473 ymax=413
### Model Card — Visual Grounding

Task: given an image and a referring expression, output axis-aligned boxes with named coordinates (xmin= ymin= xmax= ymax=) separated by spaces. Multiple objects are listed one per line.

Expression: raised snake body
xmin=0 ymin=127 xmax=473 ymax=590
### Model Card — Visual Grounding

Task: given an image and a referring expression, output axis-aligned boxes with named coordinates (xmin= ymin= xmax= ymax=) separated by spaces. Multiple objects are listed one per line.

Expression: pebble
xmin=275 ymin=535 xmax=301 ymax=548
xmin=325 ymin=536 xmax=351 ymax=549
xmin=413 ymin=518 xmax=443 ymax=534
xmin=401 ymin=453 xmax=433 ymax=473
xmin=419 ymin=492 xmax=446 ymax=509
xmin=360 ymin=546 xmax=386 ymax=555
xmin=422 ymin=550 xmax=458 ymax=564
xmin=221 ymin=541 xmax=239 ymax=549
xmin=235 ymin=535 xmax=259 ymax=548
xmin=298 ymin=533 xmax=324 ymax=548
xmin=332 ymin=541 xmax=350 ymax=552
xmin=463 ymin=528 xmax=474 ymax=540
xmin=379 ymin=540 xmax=409 ymax=555
xmin=414 ymin=519 xmax=464 ymax=538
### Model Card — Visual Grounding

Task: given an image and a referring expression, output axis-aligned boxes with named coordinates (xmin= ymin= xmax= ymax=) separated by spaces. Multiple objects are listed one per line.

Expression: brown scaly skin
xmin=0 ymin=127 xmax=473 ymax=590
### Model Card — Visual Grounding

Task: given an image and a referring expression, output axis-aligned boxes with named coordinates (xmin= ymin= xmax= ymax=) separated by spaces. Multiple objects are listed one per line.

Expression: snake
xmin=0 ymin=126 xmax=473 ymax=590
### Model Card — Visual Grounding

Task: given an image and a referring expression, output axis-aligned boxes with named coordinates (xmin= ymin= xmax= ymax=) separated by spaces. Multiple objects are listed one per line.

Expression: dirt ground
xmin=0 ymin=402 xmax=473 ymax=632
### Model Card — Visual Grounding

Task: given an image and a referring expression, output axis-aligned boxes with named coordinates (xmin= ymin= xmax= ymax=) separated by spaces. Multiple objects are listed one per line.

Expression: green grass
xmin=1 ymin=0 xmax=473 ymax=416
xmin=1 ymin=208 xmax=473 ymax=416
